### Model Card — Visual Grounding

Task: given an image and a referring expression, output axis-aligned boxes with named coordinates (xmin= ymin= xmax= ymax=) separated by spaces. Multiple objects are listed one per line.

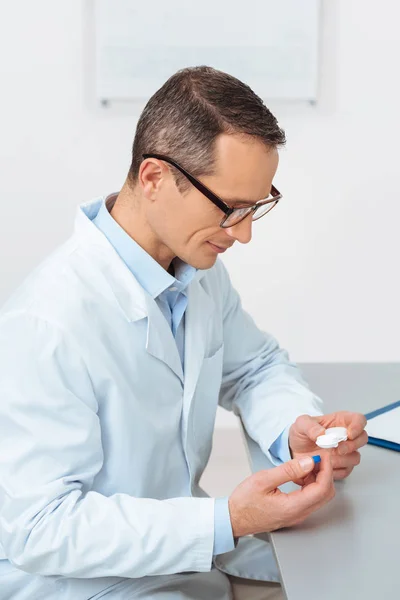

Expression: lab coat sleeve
xmin=0 ymin=313 xmax=214 ymax=578
xmin=215 ymin=261 xmax=324 ymax=464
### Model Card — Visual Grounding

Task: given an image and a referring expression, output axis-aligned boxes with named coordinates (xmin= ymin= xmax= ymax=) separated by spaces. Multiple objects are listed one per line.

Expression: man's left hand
xmin=289 ymin=412 xmax=368 ymax=481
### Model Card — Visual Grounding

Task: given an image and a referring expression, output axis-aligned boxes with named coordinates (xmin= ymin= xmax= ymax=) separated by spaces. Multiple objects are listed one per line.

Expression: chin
xmin=182 ymin=253 xmax=218 ymax=271
xmin=195 ymin=255 xmax=218 ymax=270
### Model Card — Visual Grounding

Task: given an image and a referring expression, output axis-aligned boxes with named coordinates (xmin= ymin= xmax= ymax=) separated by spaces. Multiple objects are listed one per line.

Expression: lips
xmin=207 ymin=242 xmax=232 ymax=253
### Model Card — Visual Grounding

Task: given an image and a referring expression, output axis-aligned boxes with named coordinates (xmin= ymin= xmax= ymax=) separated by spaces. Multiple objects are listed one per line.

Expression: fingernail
xmin=299 ymin=456 xmax=314 ymax=471
xmin=312 ymin=455 xmax=321 ymax=464
xmin=338 ymin=444 xmax=348 ymax=456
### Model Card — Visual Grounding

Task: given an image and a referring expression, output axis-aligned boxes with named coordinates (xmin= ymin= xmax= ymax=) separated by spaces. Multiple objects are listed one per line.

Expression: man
xmin=0 ymin=66 xmax=367 ymax=600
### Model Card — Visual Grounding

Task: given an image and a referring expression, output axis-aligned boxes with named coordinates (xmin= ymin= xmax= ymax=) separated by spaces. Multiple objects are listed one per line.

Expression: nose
xmin=224 ymin=214 xmax=253 ymax=244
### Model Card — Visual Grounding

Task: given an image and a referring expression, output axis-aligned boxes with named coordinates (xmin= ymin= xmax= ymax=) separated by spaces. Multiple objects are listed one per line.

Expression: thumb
xmin=264 ymin=456 xmax=316 ymax=491
xmin=295 ymin=414 xmax=326 ymax=442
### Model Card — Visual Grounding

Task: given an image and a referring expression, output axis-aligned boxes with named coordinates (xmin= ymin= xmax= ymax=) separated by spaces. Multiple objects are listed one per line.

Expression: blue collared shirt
xmin=93 ymin=195 xmax=290 ymax=556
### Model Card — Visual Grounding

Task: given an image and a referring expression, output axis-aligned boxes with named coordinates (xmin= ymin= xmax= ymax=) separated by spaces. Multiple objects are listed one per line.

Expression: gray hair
xmin=129 ymin=66 xmax=286 ymax=192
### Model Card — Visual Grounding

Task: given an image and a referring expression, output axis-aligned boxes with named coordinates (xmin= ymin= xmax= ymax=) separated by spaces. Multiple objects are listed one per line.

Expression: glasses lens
xmin=221 ymin=207 xmax=253 ymax=228
xmin=252 ymin=201 xmax=278 ymax=221
xmin=221 ymin=199 xmax=279 ymax=228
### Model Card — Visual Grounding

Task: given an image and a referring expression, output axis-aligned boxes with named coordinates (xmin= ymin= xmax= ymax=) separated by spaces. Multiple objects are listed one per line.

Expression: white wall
xmin=0 ymin=1 xmax=399 ymax=427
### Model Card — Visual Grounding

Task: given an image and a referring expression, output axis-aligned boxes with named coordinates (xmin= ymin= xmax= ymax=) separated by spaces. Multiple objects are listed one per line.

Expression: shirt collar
xmin=92 ymin=194 xmax=196 ymax=299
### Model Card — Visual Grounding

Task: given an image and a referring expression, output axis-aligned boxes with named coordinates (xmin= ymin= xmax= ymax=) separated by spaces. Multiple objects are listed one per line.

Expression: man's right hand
xmin=228 ymin=453 xmax=335 ymax=538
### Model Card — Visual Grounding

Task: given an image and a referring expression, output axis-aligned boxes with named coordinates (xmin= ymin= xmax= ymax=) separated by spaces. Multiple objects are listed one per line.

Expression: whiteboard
xmin=93 ymin=0 xmax=321 ymax=104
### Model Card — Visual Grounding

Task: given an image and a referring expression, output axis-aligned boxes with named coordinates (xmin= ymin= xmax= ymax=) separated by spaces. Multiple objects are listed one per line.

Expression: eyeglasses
xmin=142 ymin=153 xmax=282 ymax=229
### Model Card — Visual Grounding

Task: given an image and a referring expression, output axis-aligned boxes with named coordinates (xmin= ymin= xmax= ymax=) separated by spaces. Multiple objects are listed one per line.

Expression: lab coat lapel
xmin=74 ymin=202 xmax=184 ymax=382
xmin=100 ymin=256 xmax=184 ymax=383
xmin=145 ymin=296 xmax=184 ymax=383
xmin=182 ymin=277 xmax=214 ymax=439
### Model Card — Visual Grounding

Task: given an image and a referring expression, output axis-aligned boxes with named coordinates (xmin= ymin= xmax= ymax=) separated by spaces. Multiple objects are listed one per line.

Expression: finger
xmin=301 ymin=471 xmax=317 ymax=487
xmin=337 ymin=431 xmax=368 ymax=456
xmin=286 ymin=452 xmax=334 ymax=512
xmin=312 ymin=450 xmax=335 ymax=492
xmin=333 ymin=467 xmax=354 ymax=480
xmin=286 ymin=484 xmax=335 ymax=527
xmin=347 ymin=412 xmax=367 ymax=440
xmin=263 ymin=455 xmax=317 ymax=490
xmin=291 ymin=468 xmax=318 ymax=488
xmin=294 ymin=414 xmax=326 ymax=442
xmin=332 ymin=450 xmax=361 ymax=470
xmin=303 ymin=455 xmax=337 ymax=510
xmin=317 ymin=411 xmax=367 ymax=438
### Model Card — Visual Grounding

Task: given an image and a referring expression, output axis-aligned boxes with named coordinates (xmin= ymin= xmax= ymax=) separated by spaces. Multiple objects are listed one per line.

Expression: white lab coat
xmin=0 ymin=199 xmax=323 ymax=599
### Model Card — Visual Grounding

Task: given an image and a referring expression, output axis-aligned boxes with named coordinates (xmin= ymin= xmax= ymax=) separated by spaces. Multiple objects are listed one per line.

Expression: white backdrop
xmin=0 ymin=1 xmax=399 ymax=427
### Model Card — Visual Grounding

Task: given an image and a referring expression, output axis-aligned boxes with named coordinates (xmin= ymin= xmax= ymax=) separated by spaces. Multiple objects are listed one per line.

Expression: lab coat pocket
xmin=192 ymin=344 xmax=224 ymax=456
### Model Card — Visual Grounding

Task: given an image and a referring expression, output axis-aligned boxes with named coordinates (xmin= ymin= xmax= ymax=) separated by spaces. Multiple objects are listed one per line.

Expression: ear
xmin=139 ymin=158 xmax=169 ymax=201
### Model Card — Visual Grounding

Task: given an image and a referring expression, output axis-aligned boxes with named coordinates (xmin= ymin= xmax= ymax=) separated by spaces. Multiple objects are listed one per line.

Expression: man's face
xmin=141 ymin=133 xmax=279 ymax=270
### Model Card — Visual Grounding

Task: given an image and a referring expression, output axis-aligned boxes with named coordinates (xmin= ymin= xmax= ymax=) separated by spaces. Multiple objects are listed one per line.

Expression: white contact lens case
xmin=325 ymin=427 xmax=348 ymax=442
xmin=316 ymin=435 xmax=339 ymax=449
xmin=316 ymin=427 xmax=348 ymax=449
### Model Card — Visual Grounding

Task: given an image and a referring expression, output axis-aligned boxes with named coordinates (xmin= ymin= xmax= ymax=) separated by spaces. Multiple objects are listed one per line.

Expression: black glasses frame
xmin=142 ymin=153 xmax=282 ymax=228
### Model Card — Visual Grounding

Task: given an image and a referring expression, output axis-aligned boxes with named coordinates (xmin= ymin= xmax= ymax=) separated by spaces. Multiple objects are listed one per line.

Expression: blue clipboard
xmin=365 ymin=400 xmax=400 ymax=452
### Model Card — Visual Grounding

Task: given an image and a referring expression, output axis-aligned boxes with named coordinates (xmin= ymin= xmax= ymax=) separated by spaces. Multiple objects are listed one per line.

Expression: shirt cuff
xmin=213 ymin=497 xmax=235 ymax=556
xmin=269 ymin=424 xmax=292 ymax=464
